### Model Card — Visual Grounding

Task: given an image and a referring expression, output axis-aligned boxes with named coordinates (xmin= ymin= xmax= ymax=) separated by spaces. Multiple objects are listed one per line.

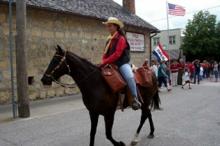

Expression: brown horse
xmin=41 ymin=45 xmax=160 ymax=146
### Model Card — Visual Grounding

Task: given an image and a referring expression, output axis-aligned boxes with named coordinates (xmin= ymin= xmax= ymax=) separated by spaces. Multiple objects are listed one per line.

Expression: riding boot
xmin=132 ymin=97 xmax=141 ymax=110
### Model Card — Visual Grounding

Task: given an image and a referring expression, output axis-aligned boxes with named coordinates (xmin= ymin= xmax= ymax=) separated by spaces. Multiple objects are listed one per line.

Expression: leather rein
xmin=45 ymin=51 xmax=97 ymax=88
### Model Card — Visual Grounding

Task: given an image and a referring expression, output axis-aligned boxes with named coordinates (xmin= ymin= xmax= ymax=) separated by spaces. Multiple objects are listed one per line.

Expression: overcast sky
xmin=114 ymin=0 xmax=220 ymax=30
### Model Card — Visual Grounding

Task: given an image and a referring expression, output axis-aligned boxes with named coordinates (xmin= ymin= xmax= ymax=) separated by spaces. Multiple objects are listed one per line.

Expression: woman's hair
xmin=117 ymin=28 xmax=125 ymax=36
xmin=114 ymin=24 xmax=125 ymax=36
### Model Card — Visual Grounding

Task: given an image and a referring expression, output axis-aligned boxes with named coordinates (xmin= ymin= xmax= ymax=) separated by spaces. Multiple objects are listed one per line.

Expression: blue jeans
xmin=214 ymin=71 xmax=218 ymax=81
xmin=158 ymin=76 xmax=168 ymax=88
xmin=194 ymin=73 xmax=200 ymax=84
xmin=119 ymin=64 xmax=137 ymax=97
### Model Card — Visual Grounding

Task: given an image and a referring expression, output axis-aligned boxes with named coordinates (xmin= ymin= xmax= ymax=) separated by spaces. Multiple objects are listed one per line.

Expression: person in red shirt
xmin=187 ymin=62 xmax=195 ymax=81
xmin=101 ymin=17 xmax=140 ymax=110
xmin=170 ymin=60 xmax=179 ymax=86
xmin=202 ymin=61 xmax=209 ymax=78
xmin=177 ymin=59 xmax=185 ymax=85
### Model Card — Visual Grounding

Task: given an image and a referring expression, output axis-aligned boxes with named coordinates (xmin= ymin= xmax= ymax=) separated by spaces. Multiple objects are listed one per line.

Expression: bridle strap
xmin=45 ymin=51 xmax=97 ymax=88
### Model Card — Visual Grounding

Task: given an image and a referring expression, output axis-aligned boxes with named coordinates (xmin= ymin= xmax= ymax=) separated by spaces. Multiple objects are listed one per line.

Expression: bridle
xmin=45 ymin=51 xmax=97 ymax=88
xmin=45 ymin=51 xmax=76 ymax=88
xmin=45 ymin=51 xmax=70 ymax=77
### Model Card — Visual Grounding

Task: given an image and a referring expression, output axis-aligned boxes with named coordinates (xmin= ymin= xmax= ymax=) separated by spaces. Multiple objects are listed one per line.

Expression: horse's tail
xmin=151 ymin=90 xmax=161 ymax=110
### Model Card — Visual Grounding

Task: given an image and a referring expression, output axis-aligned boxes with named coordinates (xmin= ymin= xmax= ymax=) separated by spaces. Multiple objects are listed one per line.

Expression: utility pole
xmin=9 ymin=0 xmax=17 ymax=118
xmin=16 ymin=0 xmax=30 ymax=117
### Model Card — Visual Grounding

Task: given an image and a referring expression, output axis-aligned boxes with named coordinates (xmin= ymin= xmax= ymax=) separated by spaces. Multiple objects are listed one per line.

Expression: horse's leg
xmin=131 ymin=109 xmax=147 ymax=145
xmin=104 ymin=112 xmax=125 ymax=146
xmin=89 ymin=112 xmax=99 ymax=146
xmin=131 ymin=108 xmax=155 ymax=145
xmin=137 ymin=109 xmax=148 ymax=134
xmin=147 ymin=110 xmax=155 ymax=138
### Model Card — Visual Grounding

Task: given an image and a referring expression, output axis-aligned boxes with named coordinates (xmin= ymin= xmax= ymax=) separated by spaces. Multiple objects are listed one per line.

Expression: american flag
xmin=168 ymin=3 xmax=186 ymax=16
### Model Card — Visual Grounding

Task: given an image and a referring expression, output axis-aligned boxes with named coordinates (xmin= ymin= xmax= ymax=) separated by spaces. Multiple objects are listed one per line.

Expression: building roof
xmin=1 ymin=0 xmax=158 ymax=32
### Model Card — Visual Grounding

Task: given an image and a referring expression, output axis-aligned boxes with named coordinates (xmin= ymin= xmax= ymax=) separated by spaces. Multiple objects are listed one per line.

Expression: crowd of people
xmin=149 ymin=59 xmax=220 ymax=91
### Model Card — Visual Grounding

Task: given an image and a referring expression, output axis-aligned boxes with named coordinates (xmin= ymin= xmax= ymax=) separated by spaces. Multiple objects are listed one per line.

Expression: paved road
xmin=0 ymin=81 xmax=220 ymax=146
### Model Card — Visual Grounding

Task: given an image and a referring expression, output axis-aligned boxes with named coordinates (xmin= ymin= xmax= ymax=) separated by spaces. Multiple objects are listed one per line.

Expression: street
xmin=0 ymin=81 xmax=220 ymax=146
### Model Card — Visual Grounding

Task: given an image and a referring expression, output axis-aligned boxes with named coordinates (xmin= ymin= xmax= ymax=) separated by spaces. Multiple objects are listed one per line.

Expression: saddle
xmin=101 ymin=64 xmax=126 ymax=93
xmin=135 ymin=66 xmax=153 ymax=87
xmin=101 ymin=64 xmax=153 ymax=110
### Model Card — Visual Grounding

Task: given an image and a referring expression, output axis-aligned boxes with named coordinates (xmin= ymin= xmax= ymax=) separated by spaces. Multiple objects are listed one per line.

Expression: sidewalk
xmin=0 ymin=94 xmax=84 ymax=124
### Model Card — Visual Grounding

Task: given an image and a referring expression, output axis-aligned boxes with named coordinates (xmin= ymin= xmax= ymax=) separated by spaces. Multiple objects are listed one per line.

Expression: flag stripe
xmin=153 ymin=51 xmax=161 ymax=61
xmin=159 ymin=44 xmax=169 ymax=59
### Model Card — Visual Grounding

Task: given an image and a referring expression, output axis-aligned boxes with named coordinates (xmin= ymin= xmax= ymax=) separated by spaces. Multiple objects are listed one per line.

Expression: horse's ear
xmin=56 ymin=45 xmax=64 ymax=54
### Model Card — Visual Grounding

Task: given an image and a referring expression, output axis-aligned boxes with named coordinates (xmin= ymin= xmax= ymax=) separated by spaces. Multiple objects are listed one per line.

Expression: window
xmin=153 ymin=37 xmax=160 ymax=46
xmin=169 ymin=35 xmax=176 ymax=45
xmin=28 ymin=76 xmax=34 ymax=85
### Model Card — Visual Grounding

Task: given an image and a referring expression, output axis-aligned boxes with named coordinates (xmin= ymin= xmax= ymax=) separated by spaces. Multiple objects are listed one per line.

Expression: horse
xmin=41 ymin=45 xmax=161 ymax=146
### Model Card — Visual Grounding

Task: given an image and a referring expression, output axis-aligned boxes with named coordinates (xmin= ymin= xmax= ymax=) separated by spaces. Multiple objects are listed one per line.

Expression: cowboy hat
xmin=103 ymin=17 xmax=124 ymax=28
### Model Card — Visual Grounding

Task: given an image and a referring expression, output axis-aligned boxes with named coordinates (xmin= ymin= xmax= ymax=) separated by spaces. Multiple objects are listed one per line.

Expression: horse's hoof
xmin=131 ymin=136 xmax=139 ymax=145
xmin=119 ymin=141 xmax=126 ymax=146
xmin=158 ymin=107 xmax=163 ymax=111
xmin=131 ymin=140 xmax=139 ymax=146
xmin=147 ymin=133 xmax=154 ymax=139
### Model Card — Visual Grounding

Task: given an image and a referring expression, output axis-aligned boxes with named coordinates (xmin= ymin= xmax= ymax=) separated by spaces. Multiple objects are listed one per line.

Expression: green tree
xmin=181 ymin=11 xmax=219 ymax=61
xmin=216 ymin=22 xmax=220 ymax=60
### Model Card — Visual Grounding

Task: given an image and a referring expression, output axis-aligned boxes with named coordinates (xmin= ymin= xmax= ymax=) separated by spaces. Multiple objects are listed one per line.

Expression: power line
xmin=151 ymin=5 xmax=220 ymax=23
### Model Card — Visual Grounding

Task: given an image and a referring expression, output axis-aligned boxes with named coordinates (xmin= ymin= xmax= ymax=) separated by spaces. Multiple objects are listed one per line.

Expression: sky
xmin=114 ymin=0 xmax=220 ymax=30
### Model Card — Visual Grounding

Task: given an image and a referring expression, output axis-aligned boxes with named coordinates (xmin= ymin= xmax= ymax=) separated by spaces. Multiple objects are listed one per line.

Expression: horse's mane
xmin=67 ymin=51 xmax=98 ymax=69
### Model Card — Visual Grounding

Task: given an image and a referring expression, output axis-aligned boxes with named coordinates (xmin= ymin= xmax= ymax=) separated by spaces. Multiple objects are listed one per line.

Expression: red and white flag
xmin=153 ymin=43 xmax=170 ymax=62
xmin=168 ymin=3 xmax=186 ymax=16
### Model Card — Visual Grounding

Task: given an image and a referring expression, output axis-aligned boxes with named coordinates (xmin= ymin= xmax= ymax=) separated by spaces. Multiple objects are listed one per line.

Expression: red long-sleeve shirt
xmin=188 ymin=63 xmax=195 ymax=73
xmin=102 ymin=34 xmax=127 ymax=65
xmin=178 ymin=63 xmax=185 ymax=70
xmin=170 ymin=63 xmax=179 ymax=73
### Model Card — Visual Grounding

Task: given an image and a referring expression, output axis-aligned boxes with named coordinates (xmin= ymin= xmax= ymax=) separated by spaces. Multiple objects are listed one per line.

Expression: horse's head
xmin=41 ymin=45 xmax=70 ymax=86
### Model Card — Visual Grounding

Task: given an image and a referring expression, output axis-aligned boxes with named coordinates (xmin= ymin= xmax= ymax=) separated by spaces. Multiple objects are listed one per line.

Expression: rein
xmin=51 ymin=77 xmax=77 ymax=88
xmin=45 ymin=51 xmax=98 ymax=88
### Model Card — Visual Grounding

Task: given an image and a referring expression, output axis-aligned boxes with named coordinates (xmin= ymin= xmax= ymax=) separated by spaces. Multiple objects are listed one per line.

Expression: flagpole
xmin=166 ymin=0 xmax=171 ymax=87
xmin=166 ymin=0 xmax=170 ymax=60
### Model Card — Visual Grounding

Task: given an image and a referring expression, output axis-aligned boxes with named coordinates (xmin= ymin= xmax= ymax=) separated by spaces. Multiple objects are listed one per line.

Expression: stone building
xmin=0 ymin=0 xmax=158 ymax=104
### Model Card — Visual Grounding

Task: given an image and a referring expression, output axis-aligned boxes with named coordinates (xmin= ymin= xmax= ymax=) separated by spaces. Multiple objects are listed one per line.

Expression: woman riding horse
xmin=41 ymin=17 xmax=160 ymax=146
xmin=101 ymin=17 xmax=141 ymax=110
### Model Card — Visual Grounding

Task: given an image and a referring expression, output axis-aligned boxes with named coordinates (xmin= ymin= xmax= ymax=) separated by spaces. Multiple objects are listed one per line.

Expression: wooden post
xmin=16 ymin=0 xmax=30 ymax=117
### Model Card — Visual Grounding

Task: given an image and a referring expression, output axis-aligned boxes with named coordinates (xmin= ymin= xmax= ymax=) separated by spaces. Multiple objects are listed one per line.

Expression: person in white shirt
xmin=150 ymin=60 xmax=158 ymax=78
xmin=200 ymin=65 xmax=204 ymax=80
xmin=182 ymin=69 xmax=192 ymax=89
